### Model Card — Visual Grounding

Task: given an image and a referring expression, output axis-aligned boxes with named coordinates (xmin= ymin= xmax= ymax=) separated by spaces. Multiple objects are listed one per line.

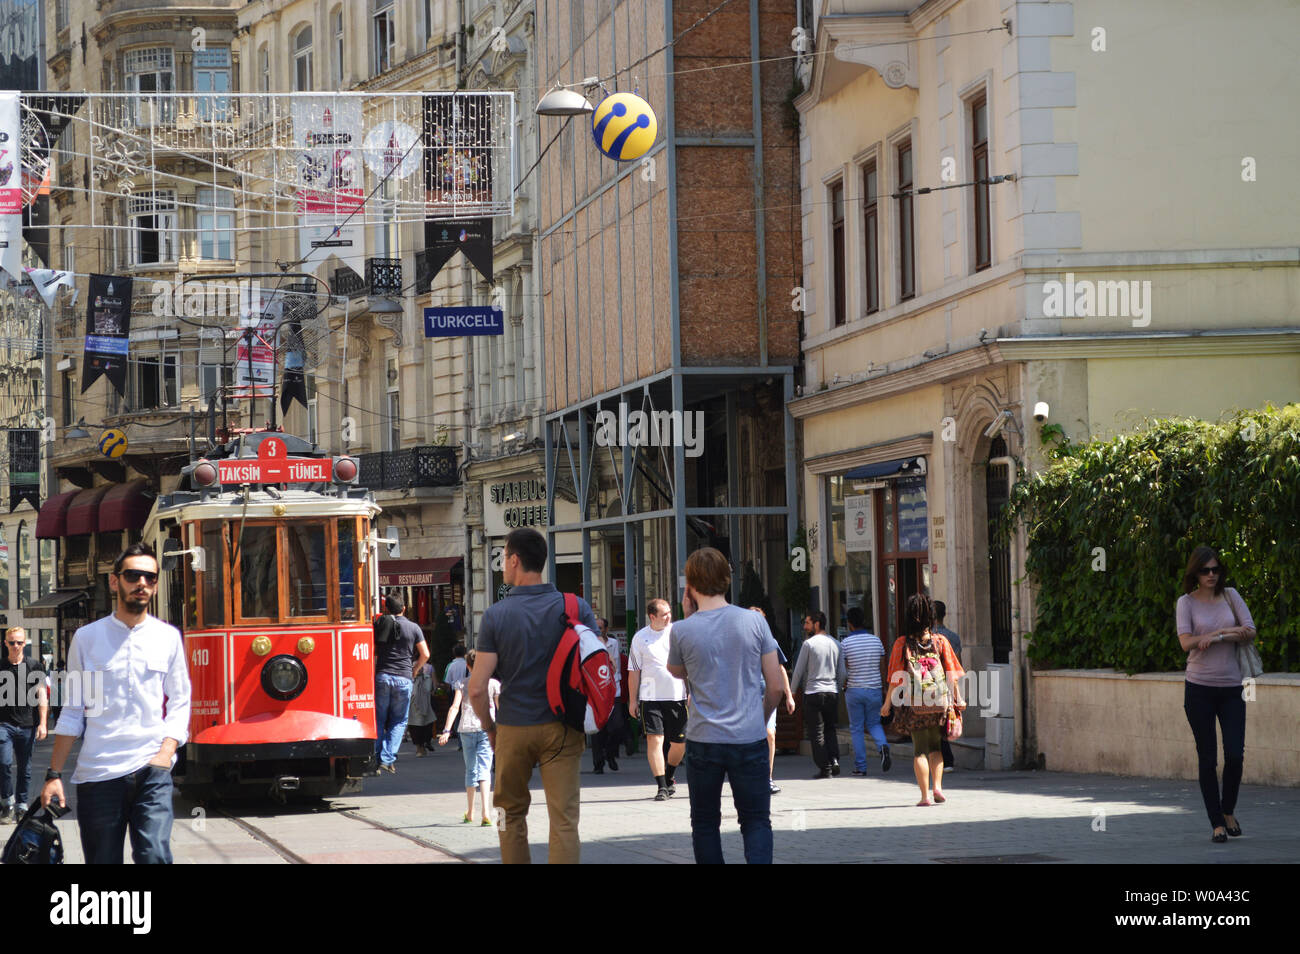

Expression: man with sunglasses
xmin=40 ymin=543 xmax=191 ymax=864
xmin=1 ymin=627 xmax=47 ymax=824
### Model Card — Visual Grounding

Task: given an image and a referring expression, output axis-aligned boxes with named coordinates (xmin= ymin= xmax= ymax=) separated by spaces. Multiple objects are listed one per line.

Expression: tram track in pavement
xmin=203 ymin=801 xmax=471 ymax=864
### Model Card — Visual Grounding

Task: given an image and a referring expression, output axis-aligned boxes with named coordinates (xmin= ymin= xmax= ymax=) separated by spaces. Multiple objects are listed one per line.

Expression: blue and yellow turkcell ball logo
xmin=591 ymin=93 xmax=657 ymax=162
xmin=98 ymin=428 xmax=128 ymax=459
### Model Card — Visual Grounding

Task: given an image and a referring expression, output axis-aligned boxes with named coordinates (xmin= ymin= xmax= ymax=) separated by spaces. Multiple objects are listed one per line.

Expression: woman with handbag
xmin=1176 ymin=546 xmax=1258 ymax=844
xmin=880 ymin=594 xmax=965 ymax=806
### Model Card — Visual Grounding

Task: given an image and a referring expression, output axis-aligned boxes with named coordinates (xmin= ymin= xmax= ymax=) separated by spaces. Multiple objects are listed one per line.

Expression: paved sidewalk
xmin=19 ymin=735 xmax=1299 ymax=863
xmin=339 ymin=740 xmax=1300 ymax=864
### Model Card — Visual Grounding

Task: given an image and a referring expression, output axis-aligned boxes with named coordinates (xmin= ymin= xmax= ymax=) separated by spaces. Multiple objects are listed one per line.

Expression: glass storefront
xmin=825 ymin=467 xmax=930 ymax=644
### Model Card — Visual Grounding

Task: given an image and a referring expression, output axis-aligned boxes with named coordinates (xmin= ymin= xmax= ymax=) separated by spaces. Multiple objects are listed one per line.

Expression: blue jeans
xmin=0 ymin=722 xmax=38 ymax=807
xmin=845 ymin=687 xmax=888 ymax=771
xmin=375 ymin=673 xmax=414 ymax=766
xmin=76 ymin=763 xmax=175 ymax=864
xmin=685 ymin=739 xmax=772 ymax=864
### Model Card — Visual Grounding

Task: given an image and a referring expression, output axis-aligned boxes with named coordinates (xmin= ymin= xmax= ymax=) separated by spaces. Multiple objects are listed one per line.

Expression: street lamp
xmin=535 ymin=87 xmax=595 ymax=117
xmin=65 ymin=418 xmax=91 ymax=440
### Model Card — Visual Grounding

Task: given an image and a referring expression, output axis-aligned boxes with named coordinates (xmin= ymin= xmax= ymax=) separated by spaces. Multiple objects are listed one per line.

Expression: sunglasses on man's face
xmin=119 ymin=569 xmax=159 ymax=585
xmin=1198 ymin=566 xmax=1222 ymax=576
xmin=4 ymin=640 xmax=24 ymax=647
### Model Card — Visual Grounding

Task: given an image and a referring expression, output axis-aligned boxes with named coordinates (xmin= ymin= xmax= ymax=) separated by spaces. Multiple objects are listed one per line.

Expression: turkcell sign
xmin=217 ymin=457 xmax=334 ymax=484
xmin=424 ymin=306 xmax=504 ymax=337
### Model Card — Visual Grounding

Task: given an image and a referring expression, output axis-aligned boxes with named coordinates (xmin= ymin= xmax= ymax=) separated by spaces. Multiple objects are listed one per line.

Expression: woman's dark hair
xmin=902 ymin=593 xmax=936 ymax=643
xmin=1182 ymin=545 xmax=1227 ymax=596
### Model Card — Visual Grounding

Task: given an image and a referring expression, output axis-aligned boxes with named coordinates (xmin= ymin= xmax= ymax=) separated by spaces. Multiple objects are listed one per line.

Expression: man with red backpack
xmin=469 ymin=528 xmax=600 ymax=864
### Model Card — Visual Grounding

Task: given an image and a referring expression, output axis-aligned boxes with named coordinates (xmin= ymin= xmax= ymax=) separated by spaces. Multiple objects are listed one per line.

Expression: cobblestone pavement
xmin=24 ymin=737 xmax=1299 ymax=864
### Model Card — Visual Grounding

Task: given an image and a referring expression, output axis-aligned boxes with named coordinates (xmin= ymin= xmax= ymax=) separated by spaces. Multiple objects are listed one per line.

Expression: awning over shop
xmin=843 ymin=456 xmax=926 ymax=481
xmin=35 ymin=490 xmax=80 ymax=539
xmin=99 ymin=479 xmax=157 ymax=533
xmin=378 ymin=556 xmax=463 ymax=587
xmin=66 ymin=485 xmax=112 ymax=536
xmin=24 ymin=589 xmax=90 ymax=619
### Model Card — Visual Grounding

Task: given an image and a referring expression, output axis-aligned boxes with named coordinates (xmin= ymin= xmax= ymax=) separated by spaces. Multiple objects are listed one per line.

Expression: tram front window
xmin=240 ymin=525 xmax=280 ymax=620
xmin=202 ymin=522 xmax=225 ymax=626
xmin=339 ymin=520 xmax=357 ymax=621
xmin=286 ymin=522 xmax=329 ymax=618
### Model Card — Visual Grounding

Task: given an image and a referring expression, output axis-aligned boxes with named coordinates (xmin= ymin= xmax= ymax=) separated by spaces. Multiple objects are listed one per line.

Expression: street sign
xmin=423 ymin=305 xmax=504 ymax=337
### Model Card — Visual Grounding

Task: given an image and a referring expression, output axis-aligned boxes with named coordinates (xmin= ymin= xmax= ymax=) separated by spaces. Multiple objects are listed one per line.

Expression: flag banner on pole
xmin=81 ymin=274 xmax=133 ymax=395
xmin=0 ymin=92 xmax=21 ymax=215
xmin=419 ymin=218 xmax=493 ymax=291
xmin=237 ymin=287 xmax=281 ymax=388
xmin=24 ymin=267 xmax=74 ymax=306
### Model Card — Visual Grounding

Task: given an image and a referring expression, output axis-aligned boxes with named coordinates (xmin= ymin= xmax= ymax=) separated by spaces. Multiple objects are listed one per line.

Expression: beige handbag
xmin=1226 ymin=588 xmax=1264 ymax=680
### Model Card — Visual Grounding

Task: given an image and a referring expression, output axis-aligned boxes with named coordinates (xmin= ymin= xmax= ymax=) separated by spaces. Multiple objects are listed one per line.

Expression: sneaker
xmin=851 ymin=768 xmax=868 ymax=777
xmin=654 ymin=789 xmax=670 ymax=801
xmin=769 ymin=781 xmax=781 ymax=794
xmin=881 ymin=746 xmax=892 ymax=773
xmin=381 ymin=763 xmax=396 ymax=774
xmin=831 ymin=761 xmax=842 ymax=777
xmin=0 ymin=806 xmax=11 ymax=824
xmin=812 ymin=768 xmax=831 ymax=780
xmin=666 ymin=781 xmax=677 ymax=797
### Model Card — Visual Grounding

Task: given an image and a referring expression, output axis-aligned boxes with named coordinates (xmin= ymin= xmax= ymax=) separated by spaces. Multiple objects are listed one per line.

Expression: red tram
xmin=145 ymin=432 xmax=382 ymax=799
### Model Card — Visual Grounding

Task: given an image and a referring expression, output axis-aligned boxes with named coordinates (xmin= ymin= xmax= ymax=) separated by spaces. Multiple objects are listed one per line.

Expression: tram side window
xmin=239 ymin=525 xmax=280 ymax=620
xmin=201 ymin=522 xmax=225 ymax=626
xmin=285 ymin=522 xmax=329 ymax=618
xmin=339 ymin=519 xmax=357 ymax=621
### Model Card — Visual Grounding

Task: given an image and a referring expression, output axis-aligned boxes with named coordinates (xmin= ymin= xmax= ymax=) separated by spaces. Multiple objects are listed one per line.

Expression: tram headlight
xmin=261 ymin=654 xmax=308 ymax=701
xmin=333 ymin=456 xmax=359 ymax=484
xmin=193 ymin=460 xmax=219 ymax=488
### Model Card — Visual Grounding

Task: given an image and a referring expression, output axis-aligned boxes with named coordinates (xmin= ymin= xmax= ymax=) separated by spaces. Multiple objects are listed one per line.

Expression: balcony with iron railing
xmin=357 ymin=445 xmax=459 ymax=492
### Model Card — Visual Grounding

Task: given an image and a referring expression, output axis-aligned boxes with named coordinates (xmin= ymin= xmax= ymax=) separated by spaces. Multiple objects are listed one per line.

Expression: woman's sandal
xmin=932 ymin=791 xmax=946 ymax=804
xmin=1225 ymin=817 xmax=1242 ymax=837
xmin=916 ymin=798 xmax=932 ymax=806
xmin=1211 ymin=828 xmax=1228 ymax=843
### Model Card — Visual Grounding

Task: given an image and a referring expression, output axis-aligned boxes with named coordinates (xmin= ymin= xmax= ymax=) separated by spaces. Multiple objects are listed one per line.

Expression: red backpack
xmin=546 ymin=593 xmax=616 ymax=733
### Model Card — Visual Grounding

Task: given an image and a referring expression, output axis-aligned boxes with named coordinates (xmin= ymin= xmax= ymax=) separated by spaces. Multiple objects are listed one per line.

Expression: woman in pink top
xmin=1175 ymin=546 xmax=1256 ymax=844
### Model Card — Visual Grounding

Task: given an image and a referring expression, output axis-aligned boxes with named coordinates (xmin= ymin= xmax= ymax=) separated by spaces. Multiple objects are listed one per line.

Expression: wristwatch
xmin=45 ymin=768 xmax=61 ymax=781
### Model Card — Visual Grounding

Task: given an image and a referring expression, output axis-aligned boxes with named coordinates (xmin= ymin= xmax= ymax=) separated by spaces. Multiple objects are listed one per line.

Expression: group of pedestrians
xmin=6 ymin=535 xmax=1257 ymax=866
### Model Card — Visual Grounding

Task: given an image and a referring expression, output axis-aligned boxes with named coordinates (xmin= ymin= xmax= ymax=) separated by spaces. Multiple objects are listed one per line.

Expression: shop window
xmin=826 ymin=475 xmax=874 ymax=638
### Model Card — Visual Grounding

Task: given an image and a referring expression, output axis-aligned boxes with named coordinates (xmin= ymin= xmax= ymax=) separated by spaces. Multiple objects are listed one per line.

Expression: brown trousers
xmin=493 ymin=721 xmax=584 ymax=864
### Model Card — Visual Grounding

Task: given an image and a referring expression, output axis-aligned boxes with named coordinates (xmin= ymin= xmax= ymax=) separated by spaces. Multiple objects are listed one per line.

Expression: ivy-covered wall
xmin=1006 ymin=404 xmax=1300 ymax=674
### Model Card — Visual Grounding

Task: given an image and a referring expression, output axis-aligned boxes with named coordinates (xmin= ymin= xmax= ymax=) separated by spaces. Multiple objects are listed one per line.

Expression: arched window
xmin=17 ymin=520 xmax=30 ymax=608
xmin=331 ymin=7 xmax=345 ymax=88
xmin=39 ymin=538 xmax=55 ymax=599
xmin=0 ymin=525 xmax=9 ymax=611
xmin=293 ymin=26 xmax=313 ymax=91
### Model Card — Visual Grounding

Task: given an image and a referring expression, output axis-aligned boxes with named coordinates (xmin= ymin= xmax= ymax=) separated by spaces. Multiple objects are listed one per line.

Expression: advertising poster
xmin=81 ymin=274 xmax=133 ymax=395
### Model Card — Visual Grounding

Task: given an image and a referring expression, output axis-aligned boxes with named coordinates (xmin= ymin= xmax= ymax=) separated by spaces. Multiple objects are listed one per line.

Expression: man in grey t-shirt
xmin=667 ymin=547 xmax=784 ymax=864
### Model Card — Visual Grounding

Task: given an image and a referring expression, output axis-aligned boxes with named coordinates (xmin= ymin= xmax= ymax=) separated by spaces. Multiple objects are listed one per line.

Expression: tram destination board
xmin=217 ymin=457 xmax=334 ymax=484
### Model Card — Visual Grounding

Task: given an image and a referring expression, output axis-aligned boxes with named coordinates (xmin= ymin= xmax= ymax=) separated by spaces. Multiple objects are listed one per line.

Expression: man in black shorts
xmin=628 ymin=599 xmax=688 ymax=801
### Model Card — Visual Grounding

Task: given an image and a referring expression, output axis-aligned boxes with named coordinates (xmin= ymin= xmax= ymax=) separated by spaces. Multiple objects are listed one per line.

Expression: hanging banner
xmin=236 ymin=288 xmax=282 ymax=388
xmin=419 ymin=218 xmax=493 ymax=290
xmin=362 ymin=120 xmax=422 ymax=179
xmin=0 ymin=92 xmax=20 ymax=281
xmin=0 ymin=92 xmax=21 ymax=215
xmin=278 ymin=318 xmax=308 ymax=413
xmin=81 ymin=274 xmax=133 ymax=395
xmin=292 ymin=97 xmax=365 ymax=215
xmin=24 ymin=267 xmax=74 ymax=307
xmin=298 ymin=216 xmax=365 ymax=277
xmin=423 ymin=94 xmax=495 ymax=216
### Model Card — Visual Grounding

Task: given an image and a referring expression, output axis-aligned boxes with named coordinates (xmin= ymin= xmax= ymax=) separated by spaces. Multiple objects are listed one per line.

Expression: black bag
xmin=2 ymin=797 xmax=69 ymax=865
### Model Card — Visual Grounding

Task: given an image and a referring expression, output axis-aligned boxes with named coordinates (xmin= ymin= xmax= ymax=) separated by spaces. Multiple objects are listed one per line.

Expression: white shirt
xmin=454 ymin=677 xmax=499 ymax=734
xmin=602 ymin=634 xmax=622 ymax=692
xmin=54 ymin=612 xmax=191 ymax=785
xmin=629 ymin=624 xmax=687 ymax=701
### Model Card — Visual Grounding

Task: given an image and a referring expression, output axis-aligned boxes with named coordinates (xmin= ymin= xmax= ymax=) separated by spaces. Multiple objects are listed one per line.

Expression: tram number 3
xmin=351 ymin=643 xmax=370 ymax=661
xmin=191 ymin=648 xmax=210 ymax=666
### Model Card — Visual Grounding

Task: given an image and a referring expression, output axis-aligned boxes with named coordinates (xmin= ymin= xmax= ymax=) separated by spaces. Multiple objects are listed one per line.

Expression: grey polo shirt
xmin=476 ymin=583 xmax=598 ymax=726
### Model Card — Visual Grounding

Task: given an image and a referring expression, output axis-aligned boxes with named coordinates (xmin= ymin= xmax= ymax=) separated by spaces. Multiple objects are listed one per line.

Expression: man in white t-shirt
xmin=628 ymin=598 xmax=687 ymax=801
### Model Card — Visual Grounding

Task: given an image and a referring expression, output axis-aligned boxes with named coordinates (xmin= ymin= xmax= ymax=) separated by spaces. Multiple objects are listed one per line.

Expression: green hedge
xmin=1005 ymin=404 xmax=1300 ymax=674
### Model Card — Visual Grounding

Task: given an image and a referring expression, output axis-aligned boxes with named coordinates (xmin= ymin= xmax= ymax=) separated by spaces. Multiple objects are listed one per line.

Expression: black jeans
xmin=803 ymin=692 xmax=841 ymax=770
xmin=592 ymin=705 xmax=626 ymax=769
xmin=1183 ymin=680 xmax=1246 ymax=830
